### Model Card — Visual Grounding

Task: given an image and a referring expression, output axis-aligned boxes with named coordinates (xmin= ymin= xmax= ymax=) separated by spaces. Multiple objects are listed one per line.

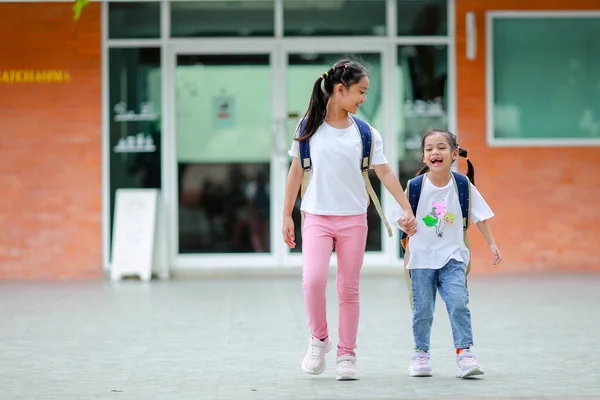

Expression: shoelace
xmin=459 ymin=355 xmax=476 ymax=365
xmin=309 ymin=344 xmax=324 ymax=358
xmin=338 ymin=359 xmax=354 ymax=366
xmin=414 ymin=357 xmax=429 ymax=365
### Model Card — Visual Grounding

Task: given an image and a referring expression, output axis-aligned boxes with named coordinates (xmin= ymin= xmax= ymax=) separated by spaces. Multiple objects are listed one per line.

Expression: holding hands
xmin=398 ymin=210 xmax=417 ymax=237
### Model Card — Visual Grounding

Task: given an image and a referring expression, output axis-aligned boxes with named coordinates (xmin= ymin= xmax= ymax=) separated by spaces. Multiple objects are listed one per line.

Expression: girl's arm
xmin=283 ymin=157 xmax=303 ymax=218
xmin=282 ymin=157 xmax=303 ymax=248
xmin=475 ymin=219 xmax=496 ymax=246
xmin=373 ymin=164 xmax=412 ymax=213
xmin=373 ymin=164 xmax=416 ymax=235
xmin=475 ymin=219 xmax=502 ymax=265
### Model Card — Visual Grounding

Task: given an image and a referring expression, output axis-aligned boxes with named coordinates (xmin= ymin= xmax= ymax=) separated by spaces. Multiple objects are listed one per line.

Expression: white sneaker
xmin=456 ymin=349 xmax=485 ymax=378
xmin=409 ymin=350 xmax=433 ymax=377
xmin=301 ymin=337 xmax=332 ymax=375
xmin=336 ymin=354 xmax=359 ymax=381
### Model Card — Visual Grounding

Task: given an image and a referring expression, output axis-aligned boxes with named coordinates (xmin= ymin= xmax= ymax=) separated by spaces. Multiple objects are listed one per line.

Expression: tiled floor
xmin=1 ymin=273 xmax=598 ymax=399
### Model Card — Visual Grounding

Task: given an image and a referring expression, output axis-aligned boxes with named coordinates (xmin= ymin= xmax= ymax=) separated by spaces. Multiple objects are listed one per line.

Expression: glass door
xmin=280 ymin=43 xmax=393 ymax=268
xmin=166 ymin=44 xmax=278 ymax=268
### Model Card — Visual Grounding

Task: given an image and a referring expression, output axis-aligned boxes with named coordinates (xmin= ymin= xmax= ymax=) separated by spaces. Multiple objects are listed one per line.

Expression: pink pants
xmin=301 ymin=212 xmax=368 ymax=357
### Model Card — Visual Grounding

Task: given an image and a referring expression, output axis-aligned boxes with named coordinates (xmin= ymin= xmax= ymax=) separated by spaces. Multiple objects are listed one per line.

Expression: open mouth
xmin=430 ymin=157 xmax=443 ymax=166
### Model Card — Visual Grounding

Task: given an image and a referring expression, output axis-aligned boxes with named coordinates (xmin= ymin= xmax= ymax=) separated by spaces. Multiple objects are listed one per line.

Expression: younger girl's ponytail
xmin=458 ymin=148 xmax=475 ymax=185
xmin=415 ymin=164 xmax=430 ymax=177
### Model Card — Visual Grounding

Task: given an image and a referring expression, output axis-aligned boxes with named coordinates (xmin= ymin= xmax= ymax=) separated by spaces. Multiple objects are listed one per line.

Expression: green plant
xmin=73 ymin=0 xmax=89 ymax=21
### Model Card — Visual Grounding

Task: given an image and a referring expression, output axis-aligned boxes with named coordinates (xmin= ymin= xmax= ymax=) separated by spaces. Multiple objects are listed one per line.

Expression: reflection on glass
xmin=397 ymin=45 xmax=448 ymax=255
xmin=178 ymin=163 xmax=270 ymax=253
xmin=286 ymin=53 xmax=383 ymax=252
xmin=176 ymin=55 xmax=272 ymax=253
xmin=108 ymin=2 xmax=160 ymax=39
xmin=397 ymin=0 xmax=447 ymax=36
xmin=284 ymin=0 xmax=386 ymax=36
xmin=171 ymin=1 xmax=274 ymax=37
xmin=108 ymin=48 xmax=162 ymax=258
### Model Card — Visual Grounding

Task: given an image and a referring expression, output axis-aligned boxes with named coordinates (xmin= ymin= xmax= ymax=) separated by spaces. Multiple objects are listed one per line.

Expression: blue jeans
xmin=410 ymin=258 xmax=473 ymax=352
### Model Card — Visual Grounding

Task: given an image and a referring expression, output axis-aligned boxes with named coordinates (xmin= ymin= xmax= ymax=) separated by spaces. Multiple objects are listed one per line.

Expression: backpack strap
xmin=297 ymin=118 xmax=311 ymax=199
xmin=351 ymin=116 xmax=393 ymax=238
xmin=351 ymin=116 xmax=373 ymax=172
xmin=400 ymin=174 xmax=425 ymax=256
xmin=451 ymin=171 xmax=472 ymax=274
xmin=450 ymin=171 xmax=471 ymax=231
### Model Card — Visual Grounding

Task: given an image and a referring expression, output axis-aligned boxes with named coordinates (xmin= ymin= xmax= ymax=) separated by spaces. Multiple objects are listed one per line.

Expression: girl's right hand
xmin=282 ymin=216 xmax=296 ymax=249
xmin=403 ymin=211 xmax=417 ymax=237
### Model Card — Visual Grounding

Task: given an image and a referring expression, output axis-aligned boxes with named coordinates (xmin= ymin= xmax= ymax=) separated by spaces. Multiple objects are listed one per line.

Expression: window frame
xmin=486 ymin=11 xmax=600 ymax=147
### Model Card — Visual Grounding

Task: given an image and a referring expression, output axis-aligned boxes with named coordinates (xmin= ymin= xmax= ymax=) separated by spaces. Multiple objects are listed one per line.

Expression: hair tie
xmin=322 ymin=67 xmax=336 ymax=80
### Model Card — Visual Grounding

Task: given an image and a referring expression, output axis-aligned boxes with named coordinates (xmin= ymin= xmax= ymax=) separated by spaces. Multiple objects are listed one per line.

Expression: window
xmin=397 ymin=0 xmax=447 ymax=36
xmin=171 ymin=1 xmax=275 ymax=37
xmin=108 ymin=2 xmax=160 ymax=39
xmin=108 ymin=48 xmax=162 ymax=258
xmin=284 ymin=0 xmax=386 ymax=36
xmin=488 ymin=14 xmax=600 ymax=145
xmin=175 ymin=54 xmax=273 ymax=254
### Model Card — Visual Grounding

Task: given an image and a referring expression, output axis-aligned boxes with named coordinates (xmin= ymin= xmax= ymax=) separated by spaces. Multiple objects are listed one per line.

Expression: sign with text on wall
xmin=0 ymin=70 xmax=71 ymax=84
xmin=111 ymin=189 xmax=169 ymax=282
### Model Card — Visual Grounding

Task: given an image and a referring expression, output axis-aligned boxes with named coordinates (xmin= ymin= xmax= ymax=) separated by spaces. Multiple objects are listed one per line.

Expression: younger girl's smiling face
xmin=422 ymin=132 xmax=458 ymax=171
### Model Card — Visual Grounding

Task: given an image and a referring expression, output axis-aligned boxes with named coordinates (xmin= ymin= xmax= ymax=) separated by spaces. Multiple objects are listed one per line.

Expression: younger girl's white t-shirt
xmin=288 ymin=121 xmax=388 ymax=215
xmin=389 ymin=175 xmax=494 ymax=269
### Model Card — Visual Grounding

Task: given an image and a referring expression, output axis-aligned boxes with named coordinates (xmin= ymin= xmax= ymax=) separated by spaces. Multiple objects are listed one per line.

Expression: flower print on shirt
xmin=422 ymin=199 xmax=456 ymax=238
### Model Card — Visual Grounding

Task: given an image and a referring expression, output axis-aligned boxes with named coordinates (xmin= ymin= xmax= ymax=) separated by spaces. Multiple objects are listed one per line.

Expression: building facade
xmin=1 ymin=0 xmax=599 ymax=280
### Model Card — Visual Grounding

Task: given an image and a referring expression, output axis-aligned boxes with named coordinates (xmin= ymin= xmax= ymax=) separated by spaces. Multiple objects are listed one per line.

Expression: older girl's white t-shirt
xmin=288 ymin=121 xmax=387 ymax=215
xmin=389 ymin=175 xmax=494 ymax=269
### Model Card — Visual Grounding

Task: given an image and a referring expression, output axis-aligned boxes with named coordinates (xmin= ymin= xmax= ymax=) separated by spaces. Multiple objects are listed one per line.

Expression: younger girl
xmin=282 ymin=59 xmax=417 ymax=381
xmin=392 ymin=129 xmax=502 ymax=379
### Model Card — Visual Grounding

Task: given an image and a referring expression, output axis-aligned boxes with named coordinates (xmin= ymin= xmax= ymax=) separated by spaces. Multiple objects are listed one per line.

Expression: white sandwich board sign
xmin=110 ymin=189 xmax=169 ymax=282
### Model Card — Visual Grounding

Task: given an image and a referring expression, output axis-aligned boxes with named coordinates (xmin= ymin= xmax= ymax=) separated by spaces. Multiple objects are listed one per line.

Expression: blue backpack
xmin=297 ymin=116 xmax=393 ymax=237
xmin=400 ymin=171 xmax=472 ymax=260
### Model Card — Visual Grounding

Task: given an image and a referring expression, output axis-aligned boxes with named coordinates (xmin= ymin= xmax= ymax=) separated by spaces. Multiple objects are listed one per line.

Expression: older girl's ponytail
xmin=297 ymin=59 xmax=368 ymax=142
xmin=298 ymin=73 xmax=329 ymax=141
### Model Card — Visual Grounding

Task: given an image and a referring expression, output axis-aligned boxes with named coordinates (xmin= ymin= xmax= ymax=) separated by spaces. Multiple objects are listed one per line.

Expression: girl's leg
xmin=409 ymin=268 xmax=438 ymax=352
xmin=302 ymin=213 xmax=335 ymax=340
xmin=437 ymin=259 xmax=473 ymax=349
xmin=334 ymin=214 xmax=368 ymax=357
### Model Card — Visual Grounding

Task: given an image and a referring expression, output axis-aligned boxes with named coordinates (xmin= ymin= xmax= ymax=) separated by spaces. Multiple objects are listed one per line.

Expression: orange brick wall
xmin=0 ymin=3 xmax=102 ymax=280
xmin=456 ymin=0 xmax=600 ymax=274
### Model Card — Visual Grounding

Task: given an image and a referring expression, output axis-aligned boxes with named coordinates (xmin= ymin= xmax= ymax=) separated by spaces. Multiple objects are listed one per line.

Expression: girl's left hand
xmin=490 ymin=244 xmax=502 ymax=265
